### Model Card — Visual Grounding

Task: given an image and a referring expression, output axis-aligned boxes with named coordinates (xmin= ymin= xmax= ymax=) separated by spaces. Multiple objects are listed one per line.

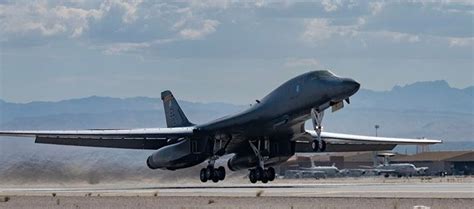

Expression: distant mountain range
xmin=324 ymin=80 xmax=473 ymax=142
xmin=0 ymin=80 xmax=472 ymax=185
xmin=0 ymin=96 xmax=246 ymax=129
xmin=353 ymin=80 xmax=473 ymax=114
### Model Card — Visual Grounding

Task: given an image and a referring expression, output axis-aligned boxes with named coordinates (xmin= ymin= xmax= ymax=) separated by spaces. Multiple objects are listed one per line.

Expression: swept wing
xmin=0 ymin=127 xmax=194 ymax=149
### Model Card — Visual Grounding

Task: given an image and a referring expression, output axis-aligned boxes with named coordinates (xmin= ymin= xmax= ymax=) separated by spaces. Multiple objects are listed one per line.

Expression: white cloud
xmin=102 ymin=38 xmax=176 ymax=55
xmin=188 ymin=0 xmax=231 ymax=10
xmin=321 ymin=0 xmax=343 ymax=12
xmin=302 ymin=18 xmax=359 ymax=44
xmin=103 ymin=42 xmax=151 ymax=55
xmin=167 ymin=2 xmax=223 ymax=40
xmin=368 ymin=1 xmax=384 ymax=15
xmin=179 ymin=19 xmax=220 ymax=40
xmin=448 ymin=37 xmax=474 ymax=47
xmin=303 ymin=17 xmax=424 ymax=45
xmin=302 ymin=19 xmax=333 ymax=42
xmin=0 ymin=1 xmax=101 ymax=37
xmin=0 ymin=0 xmax=143 ymax=38
xmin=111 ymin=0 xmax=143 ymax=23
xmin=0 ymin=0 xmax=471 ymax=60
xmin=369 ymin=31 xmax=421 ymax=43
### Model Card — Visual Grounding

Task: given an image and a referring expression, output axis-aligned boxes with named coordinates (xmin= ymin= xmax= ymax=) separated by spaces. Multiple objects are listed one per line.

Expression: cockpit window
xmin=310 ymin=70 xmax=336 ymax=80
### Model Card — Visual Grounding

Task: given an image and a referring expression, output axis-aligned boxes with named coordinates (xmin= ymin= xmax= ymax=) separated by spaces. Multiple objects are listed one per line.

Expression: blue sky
xmin=0 ymin=0 xmax=473 ymax=104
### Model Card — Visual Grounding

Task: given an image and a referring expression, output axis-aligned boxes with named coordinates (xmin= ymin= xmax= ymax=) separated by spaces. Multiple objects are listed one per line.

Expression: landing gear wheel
xmin=267 ymin=167 xmax=276 ymax=181
xmin=205 ymin=166 xmax=214 ymax=180
xmin=311 ymin=108 xmax=324 ymax=152
xmin=249 ymin=169 xmax=257 ymax=184
xmin=261 ymin=171 xmax=268 ymax=183
xmin=200 ymin=168 xmax=208 ymax=182
xmin=212 ymin=170 xmax=220 ymax=183
xmin=217 ymin=166 xmax=226 ymax=181
xmin=255 ymin=167 xmax=264 ymax=180
xmin=319 ymin=140 xmax=326 ymax=152
xmin=201 ymin=165 xmax=225 ymax=183
xmin=311 ymin=140 xmax=319 ymax=152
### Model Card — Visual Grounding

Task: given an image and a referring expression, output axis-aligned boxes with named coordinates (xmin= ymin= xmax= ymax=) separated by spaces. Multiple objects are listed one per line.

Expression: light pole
xmin=374 ymin=125 xmax=380 ymax=137
xmin=372 ymin=124 xmax=380 ymax=166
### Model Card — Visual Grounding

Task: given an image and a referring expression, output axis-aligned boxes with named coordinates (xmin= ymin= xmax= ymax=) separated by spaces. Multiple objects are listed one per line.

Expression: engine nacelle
xmin=147 ymin=138 xmax=207 ymax=170
xmin=227 ymin=153 xmax=293 ymax=171
xmin=227 ymin=140 xmax=295 ymax=171
xmin=227 ymin=153 xmax=257 ymax=171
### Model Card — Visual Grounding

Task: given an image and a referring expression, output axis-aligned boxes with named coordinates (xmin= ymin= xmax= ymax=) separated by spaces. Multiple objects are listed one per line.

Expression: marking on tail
xmin=161 ymin=90 xmax=194 ymax=128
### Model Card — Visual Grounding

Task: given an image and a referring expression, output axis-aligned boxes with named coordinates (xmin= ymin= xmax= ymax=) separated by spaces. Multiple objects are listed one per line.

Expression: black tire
xmin=384 ymin=174 xmax=389 ymax=178
xmin=256 ymin=167 xmax=264 ymax=180
xmin=212 ymin=170 xmax=220 ymax=183
xmin=319 ymin=140 xmax=327 ymax=152
xmin=217 ymin=166 xmax=226 ymax=181
xmin=249 ymin=169 xmax=257 ymax=184
xmin=267 ymin=167 xmax=276 ymax=181
xmin=261 ymin=171 xmax=268 ymax=183
xmin=200 ymin=168 xmax=207 ymax=183
xmin=206 ymin=167 xmax=214 ymax=180
xmin=312 ymin=140 xmax=319 ymax=152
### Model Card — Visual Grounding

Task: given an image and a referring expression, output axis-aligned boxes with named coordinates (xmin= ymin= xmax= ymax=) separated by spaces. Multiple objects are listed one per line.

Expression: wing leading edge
xmin=307 ymin=130 xmax=442 ymax=145
xmin=0 ymin=127 xmax=195 ymax=149
xmin=293 ymin=130 xmax=441 ymax=153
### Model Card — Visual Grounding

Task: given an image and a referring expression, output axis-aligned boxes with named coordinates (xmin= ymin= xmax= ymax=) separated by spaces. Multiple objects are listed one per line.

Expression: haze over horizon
xmin=0 ymin=1 xmax=473 ymax=104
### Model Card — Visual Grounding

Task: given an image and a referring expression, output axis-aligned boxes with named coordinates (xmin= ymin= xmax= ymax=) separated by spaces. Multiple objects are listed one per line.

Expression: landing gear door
xmin=191 ymin=140 xmax=199 ymax=154
xmin=331 ymin=101 xmax=344 ymax=112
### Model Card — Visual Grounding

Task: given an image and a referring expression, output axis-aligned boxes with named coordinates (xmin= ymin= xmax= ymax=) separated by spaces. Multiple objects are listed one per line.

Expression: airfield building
xmin=280 ymin=151 xmax=474 ymax=176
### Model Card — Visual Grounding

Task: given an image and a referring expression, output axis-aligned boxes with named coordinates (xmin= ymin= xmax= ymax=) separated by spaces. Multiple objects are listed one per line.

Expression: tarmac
xmin=0 ymin=177 xmax=473 ymax=209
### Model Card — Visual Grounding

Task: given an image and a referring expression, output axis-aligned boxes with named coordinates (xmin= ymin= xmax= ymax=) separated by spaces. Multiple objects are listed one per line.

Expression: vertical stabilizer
xmin=161 ymin=90 xmax=194 ymax=128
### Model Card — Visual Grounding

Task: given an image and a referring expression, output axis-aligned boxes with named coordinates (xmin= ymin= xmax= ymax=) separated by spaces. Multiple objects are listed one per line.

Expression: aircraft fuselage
xmin=198 ymin=71 xmax=360 ymax=137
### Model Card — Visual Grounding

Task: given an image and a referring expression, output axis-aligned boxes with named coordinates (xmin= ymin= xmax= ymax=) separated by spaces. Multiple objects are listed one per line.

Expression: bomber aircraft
xmin=0 ymin=70 xmax=441 ymax=183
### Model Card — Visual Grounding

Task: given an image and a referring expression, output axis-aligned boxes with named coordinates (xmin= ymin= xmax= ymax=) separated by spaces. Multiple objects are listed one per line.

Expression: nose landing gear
xmin=311 ymin=108 xmax=326 ymax=152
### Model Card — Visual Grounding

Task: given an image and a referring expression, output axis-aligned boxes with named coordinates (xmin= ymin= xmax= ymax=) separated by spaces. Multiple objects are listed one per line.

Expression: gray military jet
xmin=0 ymin=70 xmax=441 ymax=183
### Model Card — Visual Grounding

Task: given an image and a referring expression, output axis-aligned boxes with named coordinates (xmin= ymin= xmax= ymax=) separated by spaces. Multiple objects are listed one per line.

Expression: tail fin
xmin=161 ymin=90 xmax=194 ymax=128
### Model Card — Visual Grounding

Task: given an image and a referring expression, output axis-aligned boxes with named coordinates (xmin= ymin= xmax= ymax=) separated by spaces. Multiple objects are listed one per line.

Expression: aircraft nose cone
xmin=343 ymin=78 xmax=360 ymax=92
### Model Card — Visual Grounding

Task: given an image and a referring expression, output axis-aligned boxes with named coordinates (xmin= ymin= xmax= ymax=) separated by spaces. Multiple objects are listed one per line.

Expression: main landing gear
xmin=200 ymin=165 xmax=225 ymax=183
xmin=200 ymin=155 xmax=226 ymax=183
xmin=200 ymin=137 xmax=231 ymax=183
xmin=249 ymin=167 xmax=275 ymax=184
xmin=311 ymin=108 xmax=326 ymax=152
xmin=247 ymin=140 xmax=276 ymax=184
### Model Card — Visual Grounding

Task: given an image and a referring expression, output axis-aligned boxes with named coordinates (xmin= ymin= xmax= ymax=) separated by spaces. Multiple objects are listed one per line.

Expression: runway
xmin=1 ymin=182 xmax=473 ymax=198
xmin=1 ymin=178 xmax=473 ymax=209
